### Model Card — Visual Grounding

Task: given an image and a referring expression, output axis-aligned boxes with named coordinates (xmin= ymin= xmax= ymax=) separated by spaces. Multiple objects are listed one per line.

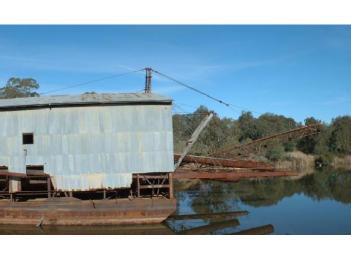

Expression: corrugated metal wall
xmin=0 ymin=104 xmax=174 ymax=190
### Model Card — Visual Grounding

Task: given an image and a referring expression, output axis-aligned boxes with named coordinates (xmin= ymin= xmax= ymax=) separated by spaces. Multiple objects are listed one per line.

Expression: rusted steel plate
xmin=174 ymin=154 xmax=273 ymax=170
xmin=231 ymin=224 xmax=274 ymax=235
xmin=174 ymin=169 xmax=298 ymax=181
xmin=0 ymin=197 xmax=176 ymax=226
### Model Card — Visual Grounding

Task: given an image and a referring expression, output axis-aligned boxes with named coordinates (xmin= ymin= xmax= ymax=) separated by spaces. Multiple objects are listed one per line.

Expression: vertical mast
xmin=144 ymin=67 xmax=152 ymax=93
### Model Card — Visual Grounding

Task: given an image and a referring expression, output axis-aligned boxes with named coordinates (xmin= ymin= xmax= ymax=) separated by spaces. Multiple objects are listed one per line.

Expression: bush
xmin=265 ymin=144 xmax=285 ymax=161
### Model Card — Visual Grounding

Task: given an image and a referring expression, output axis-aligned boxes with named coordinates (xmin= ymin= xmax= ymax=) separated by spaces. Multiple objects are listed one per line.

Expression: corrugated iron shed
xmin=0 ymin=93 xmax=174 ymax=191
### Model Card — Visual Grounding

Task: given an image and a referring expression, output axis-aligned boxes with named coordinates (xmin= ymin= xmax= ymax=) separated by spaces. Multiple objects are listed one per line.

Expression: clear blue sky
xmin=0 ymin=25 xmax=350 ymax=123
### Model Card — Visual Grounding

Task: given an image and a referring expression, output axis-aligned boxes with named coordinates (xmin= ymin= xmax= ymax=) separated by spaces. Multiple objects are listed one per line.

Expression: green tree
xmin=328 ymin=116 xmax=351 ymax=154
xmin=297 ymin=117 xmax=321 ymax=154
xmin=0 ymin=77 xmax=40 ymax=99
xmin=238 ymin=111 xmax=261 ymax=141
xmin=256 ymin=113 xmax=297 ymax=137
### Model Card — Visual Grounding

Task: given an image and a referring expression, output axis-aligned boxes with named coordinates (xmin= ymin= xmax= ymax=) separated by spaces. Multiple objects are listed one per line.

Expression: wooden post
xmin=9 ymin=177 xmax=21 ymax=201
xmin=136 ymin=174 xmax=140 ymax=197
xmin=47 ymin=177 xmax=51 ymax=199
xmin=168 ymin=173 xmax=174 ymax=199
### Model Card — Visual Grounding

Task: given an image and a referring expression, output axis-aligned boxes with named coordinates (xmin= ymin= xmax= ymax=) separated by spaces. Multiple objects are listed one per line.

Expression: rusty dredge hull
xmin=0 ymin=171 xmax=176 ymax=226
xmin=0 ymin=197 xmax=176 ymax=226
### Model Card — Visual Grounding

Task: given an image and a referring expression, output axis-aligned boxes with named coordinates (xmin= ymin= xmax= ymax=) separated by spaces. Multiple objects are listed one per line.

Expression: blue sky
xmin=0 ymin=25 xmax=350 ymax=123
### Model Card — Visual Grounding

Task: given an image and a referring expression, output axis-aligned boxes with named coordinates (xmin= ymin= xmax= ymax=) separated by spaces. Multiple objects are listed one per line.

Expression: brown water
xmin=1 ymin=169 xmax=351 ymax=235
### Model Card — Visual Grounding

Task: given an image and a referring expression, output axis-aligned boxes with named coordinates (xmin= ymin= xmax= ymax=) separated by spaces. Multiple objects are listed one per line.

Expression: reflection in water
xmin=169 ymin=169 xmax=351 ymax=235
xmin=1 ymin=169 xmax=350 ymax=234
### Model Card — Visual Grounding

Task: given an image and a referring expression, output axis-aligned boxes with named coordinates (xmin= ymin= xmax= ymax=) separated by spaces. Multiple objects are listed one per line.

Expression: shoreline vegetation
xmin=173 ymin=106 xmax=351 ymax=172
xmin=274 ymin=151 xmax=351 ymax=174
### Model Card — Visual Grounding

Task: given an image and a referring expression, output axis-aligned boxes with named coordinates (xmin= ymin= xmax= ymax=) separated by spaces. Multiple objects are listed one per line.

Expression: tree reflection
xmin=175 ymin=170 xmax=351 ymax=213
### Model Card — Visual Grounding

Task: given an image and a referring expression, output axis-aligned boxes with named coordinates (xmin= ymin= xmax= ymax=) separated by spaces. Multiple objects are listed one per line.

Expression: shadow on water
xmin=167 ymin=169 xmax=351 ymax=235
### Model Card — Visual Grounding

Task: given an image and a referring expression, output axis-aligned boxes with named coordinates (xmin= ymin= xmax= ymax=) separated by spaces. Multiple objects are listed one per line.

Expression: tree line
xmin=1 ymin=77 xmax=350 ymax=166
xmin=173 ymin=105 xmax=351 ymax=166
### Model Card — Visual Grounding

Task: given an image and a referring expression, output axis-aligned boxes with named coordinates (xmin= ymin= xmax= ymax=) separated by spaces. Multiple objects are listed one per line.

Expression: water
xmin=1 ymin=169 xmax=350 ymax=234
xmin=167 ymin=169 xmax=351 ymax=235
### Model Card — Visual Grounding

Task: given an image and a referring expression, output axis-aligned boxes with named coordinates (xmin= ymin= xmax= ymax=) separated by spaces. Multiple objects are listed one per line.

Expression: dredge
xmin=0 ymin=67 xmax=320 ymax=226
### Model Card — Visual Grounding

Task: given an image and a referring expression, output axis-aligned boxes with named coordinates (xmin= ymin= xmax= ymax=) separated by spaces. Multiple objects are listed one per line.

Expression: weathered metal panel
xmin=0 ymin=93 xmax=172 ymax=110
xmin=0 ymin=101 xmax=174 ymax=190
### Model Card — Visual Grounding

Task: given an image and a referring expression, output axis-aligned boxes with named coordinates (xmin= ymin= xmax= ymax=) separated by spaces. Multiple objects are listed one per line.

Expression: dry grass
xmin=332 ymin=155 xmax=351 ymax=170
xmin=275 ymin=151 xmax=315 ymax=172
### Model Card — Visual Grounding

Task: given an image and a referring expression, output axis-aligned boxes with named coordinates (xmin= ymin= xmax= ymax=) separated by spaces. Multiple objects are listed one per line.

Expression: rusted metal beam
xmin=174 ymin=169 xmax=298 ymax=181
xmin=231 ymin=224 xmax=274 ymax=235
xmin=168 ymin=173 xmax=174 ymax=199
xmin=174 ymin=154 xmax=274 ymax=170
xmin=139 ymin=185 xmax=170 ymax=189
xmin=168 ymin=210 xmax=249 ymax=221
xmin=132 ymin=174 xmax=169 ymax=179
xmin=136 ymin=174 xmax=140 ymax=197
xmin=0 ymin=171 xmax=27 ymax=178
xmin=47 ymin=177 xmax=51 ymax=199
xmin=181 ymin=219 xmax=240 ymax=235
xmin=214 ymin=124 xmax=322 ymax=157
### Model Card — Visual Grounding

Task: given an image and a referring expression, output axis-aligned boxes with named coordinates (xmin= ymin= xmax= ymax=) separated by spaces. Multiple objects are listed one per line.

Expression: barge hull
xmin=0 ymin=197 xmax=176 ymax=226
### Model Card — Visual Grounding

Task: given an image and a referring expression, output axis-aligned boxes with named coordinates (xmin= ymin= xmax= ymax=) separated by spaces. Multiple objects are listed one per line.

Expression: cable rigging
xmin=150 ymin=68 xmax=263 ymax=116
xmin=40 ymin=66 xmax=261 ymax=117
xmin=41 ymin=68 xmax=144 ymax=95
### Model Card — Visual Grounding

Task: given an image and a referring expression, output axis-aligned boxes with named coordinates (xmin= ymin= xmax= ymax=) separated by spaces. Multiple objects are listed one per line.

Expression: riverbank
xmin=274 ymin=151 xmax=351 ymax=173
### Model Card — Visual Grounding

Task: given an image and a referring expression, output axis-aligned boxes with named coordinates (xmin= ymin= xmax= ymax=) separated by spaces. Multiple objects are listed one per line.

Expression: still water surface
xmin=1 ymin=169 xmax=350 ymax=234
xmin=169 ymin=169 xmax=351 ymax=235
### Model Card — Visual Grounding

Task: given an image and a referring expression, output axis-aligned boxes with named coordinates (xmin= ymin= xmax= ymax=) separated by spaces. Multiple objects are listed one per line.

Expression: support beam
xmin=168 ymin=173 xmax=174 ymax=199
xmin=174 ymin=154 xmax=274 ymax=170
xmin=47 ymin=177 xmax=51 ymax=199
xmin=174 ymin=169 xmax=298 ymax=181
xmin=136 ymin=174 xmax=140 ymax=197
xmin=174 ymin=112 xmax=214 ymax=169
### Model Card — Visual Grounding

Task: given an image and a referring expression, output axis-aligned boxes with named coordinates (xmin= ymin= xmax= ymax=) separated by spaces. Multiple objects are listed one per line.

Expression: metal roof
xmin=0 ymin=93 xmax=172 ymax=111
